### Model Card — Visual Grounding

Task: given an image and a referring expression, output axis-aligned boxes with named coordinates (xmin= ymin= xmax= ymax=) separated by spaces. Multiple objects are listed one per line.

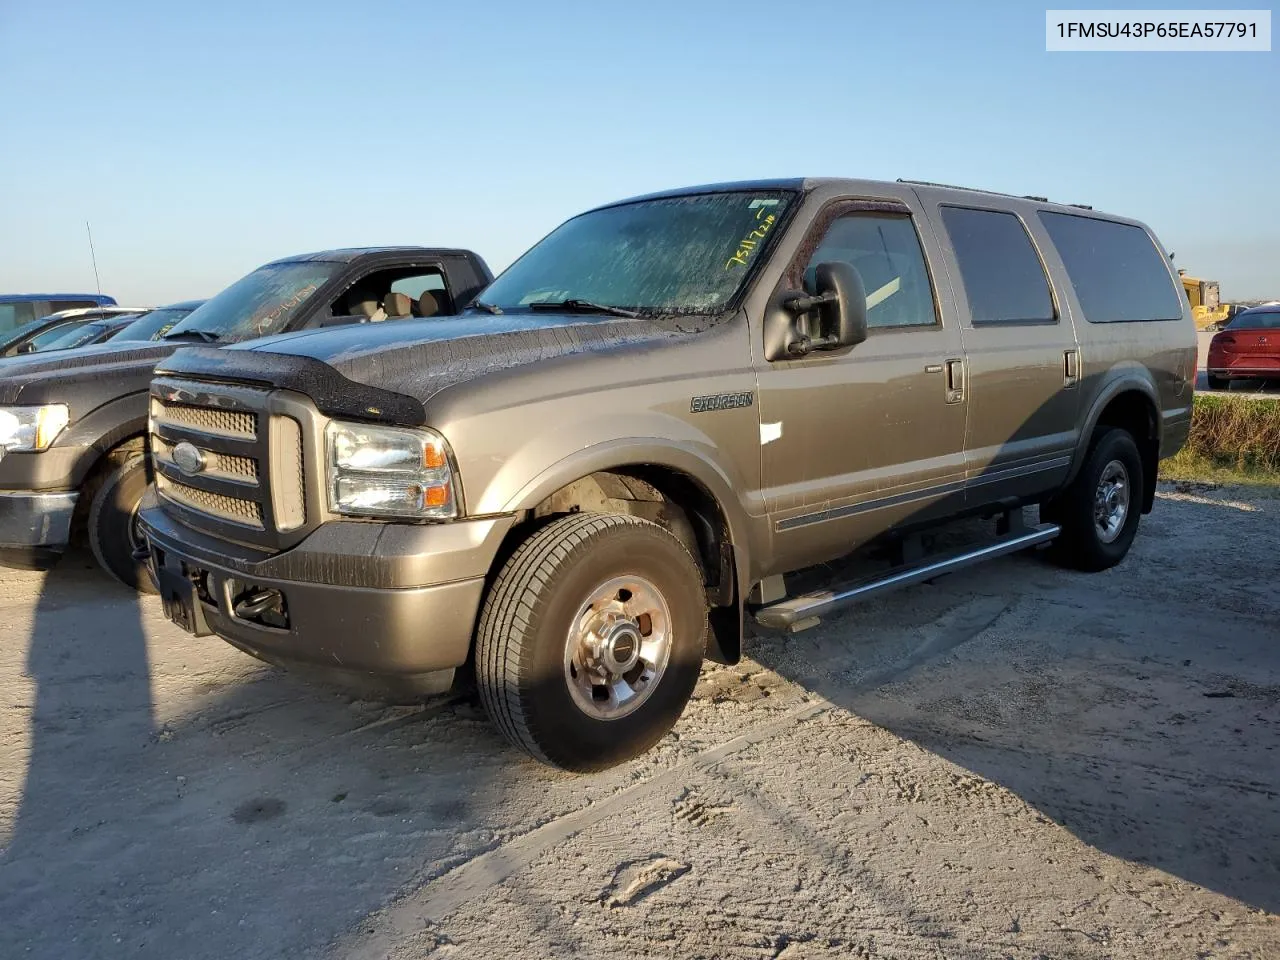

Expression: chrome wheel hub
xmin=564 ymin=575 xmax=672 ymax=721
xmin=1094 ymin=459 xmax=1130 ymax=544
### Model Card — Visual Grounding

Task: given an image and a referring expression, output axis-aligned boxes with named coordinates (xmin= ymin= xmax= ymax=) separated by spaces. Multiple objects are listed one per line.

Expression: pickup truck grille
xmin=150 ymin=378 xmax=310 ymax=549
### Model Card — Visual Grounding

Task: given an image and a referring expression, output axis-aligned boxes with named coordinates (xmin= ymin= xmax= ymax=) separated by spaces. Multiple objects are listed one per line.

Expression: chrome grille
xmin=152 ymin=436 xmax=259 ymax=483
xmin=149 ymin=379 xmax=310 ymax=547
xmin=152 ymin=400 xmax=256 ymax=438
xmin=157 ymin=476 xmax=264 ymax=528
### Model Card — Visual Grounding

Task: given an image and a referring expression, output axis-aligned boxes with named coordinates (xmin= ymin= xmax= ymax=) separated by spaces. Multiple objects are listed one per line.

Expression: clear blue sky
xmin=1 ymin=0 xmax=1275 ymax=304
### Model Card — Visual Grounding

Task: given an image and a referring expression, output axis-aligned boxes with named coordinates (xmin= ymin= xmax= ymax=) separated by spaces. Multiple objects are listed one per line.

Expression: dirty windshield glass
xmin=480 ymin=191 xmax=794 ymax=315
xmin=165 ymin=262 xmax=338 ymax=341
xmin=113 ymin=306 xmax=197 ymax=341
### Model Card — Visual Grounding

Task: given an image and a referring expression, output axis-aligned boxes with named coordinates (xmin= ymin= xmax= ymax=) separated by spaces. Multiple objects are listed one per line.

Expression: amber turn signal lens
xmin=423 ymin=484 xmax=450 ymax=508
xmin=423 ymin=441 xmax=448 ymax=470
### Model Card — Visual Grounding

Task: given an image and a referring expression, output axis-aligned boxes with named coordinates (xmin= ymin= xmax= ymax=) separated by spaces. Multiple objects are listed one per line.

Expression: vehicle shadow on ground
xmin=750 ymin=491 xmax=1280 ymax=915
xmin=0 ymin=550 xmax=532 ymax=960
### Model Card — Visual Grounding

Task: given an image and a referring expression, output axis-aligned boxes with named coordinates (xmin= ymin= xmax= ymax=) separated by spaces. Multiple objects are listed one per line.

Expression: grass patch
xmin=1163 ymin=394 xmax=1280 ymax=485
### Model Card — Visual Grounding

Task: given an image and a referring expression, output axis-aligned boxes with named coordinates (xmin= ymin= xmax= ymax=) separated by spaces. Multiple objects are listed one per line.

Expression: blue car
xmin=0 ymin=293 xmax=118 ymax=336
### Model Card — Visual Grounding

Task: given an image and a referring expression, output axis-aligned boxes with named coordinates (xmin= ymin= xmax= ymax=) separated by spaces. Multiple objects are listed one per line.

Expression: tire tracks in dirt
xmin=339 ymin=595 xmax=1014 ymax=957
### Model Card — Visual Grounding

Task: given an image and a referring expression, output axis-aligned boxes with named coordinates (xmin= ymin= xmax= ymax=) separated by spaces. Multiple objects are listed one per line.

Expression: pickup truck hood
xmin=0 ymin=340 xmax=178 ymax=407
xmin=232 ymin=312 xmax=690 ymax=402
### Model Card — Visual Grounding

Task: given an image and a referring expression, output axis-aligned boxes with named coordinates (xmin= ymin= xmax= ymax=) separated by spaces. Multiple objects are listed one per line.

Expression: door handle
xmin=1064 ymin=349 xmax=1080 ymax=387
xmin=945 ymin=358 xmax=964 ymax=403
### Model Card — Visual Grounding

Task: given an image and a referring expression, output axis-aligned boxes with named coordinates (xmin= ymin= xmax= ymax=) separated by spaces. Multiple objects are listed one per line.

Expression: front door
xmin=755 ymin=199 xmax=969 ymax=576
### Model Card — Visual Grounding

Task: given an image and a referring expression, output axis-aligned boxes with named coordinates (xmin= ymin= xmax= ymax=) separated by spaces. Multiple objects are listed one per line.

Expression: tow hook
xmin=234 ymin=589 xmax=283 ymax=619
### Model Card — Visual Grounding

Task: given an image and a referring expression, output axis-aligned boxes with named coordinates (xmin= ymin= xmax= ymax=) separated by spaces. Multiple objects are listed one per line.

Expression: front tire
xmin=88 ymin=452 xmax=155 ymax=592
xmin=475 ymin=513 xmax=708 ymax=771
xmin=1044 ymin=427 xmax=1144 ymax=573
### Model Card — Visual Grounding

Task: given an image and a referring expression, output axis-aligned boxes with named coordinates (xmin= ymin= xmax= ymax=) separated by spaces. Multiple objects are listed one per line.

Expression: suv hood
xmin=235 ymin=311 xmax=689 ymax=401
xmin=0 ymin=339 xmax=178 ymax=406
xmin=157 ymin=311 xmax=695 ymax=424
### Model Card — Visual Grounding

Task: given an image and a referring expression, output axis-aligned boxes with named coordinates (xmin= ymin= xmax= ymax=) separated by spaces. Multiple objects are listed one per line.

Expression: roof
xmin=265 ymin=247 xmax=479 ymax=266
xmin=0 ymin=293 xmax=117 ymax=304
xmin=155 ymin=299 xmax=206 ymax=310
xmin=592 ymin=177 xmax=1106 ymax=217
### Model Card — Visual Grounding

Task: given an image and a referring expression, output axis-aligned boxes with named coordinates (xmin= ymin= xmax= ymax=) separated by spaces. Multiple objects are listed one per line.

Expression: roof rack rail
xmin=1069 ymin=203 xmax=1093 ymax=210
xmin=896 ymin=179 xmax=1054 ymax=204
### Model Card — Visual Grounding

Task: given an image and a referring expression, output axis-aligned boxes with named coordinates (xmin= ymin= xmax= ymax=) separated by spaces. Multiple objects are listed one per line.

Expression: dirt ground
xmin=1 ymin=484 xmax=1278 ymax=959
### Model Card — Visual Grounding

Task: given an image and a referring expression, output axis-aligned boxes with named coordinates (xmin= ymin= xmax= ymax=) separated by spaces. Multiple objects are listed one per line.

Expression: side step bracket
xmin=753 ymin=522 xmax=1060 ymax=631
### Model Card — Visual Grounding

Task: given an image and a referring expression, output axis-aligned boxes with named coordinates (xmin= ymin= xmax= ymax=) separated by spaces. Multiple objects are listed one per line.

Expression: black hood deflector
xmin=154 ymin=347 xmax=429 ymax=424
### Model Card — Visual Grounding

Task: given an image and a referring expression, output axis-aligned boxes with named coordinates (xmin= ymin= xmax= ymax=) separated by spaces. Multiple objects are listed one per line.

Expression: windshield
xmin=41 ymin=320 xmax=119 ymax=351
xmin=166 ymin=262 xmax=339 ymax=340
xmin=479 ymin=190 xmax=795 ymax=315
xmin=114 ymin=306 xmax=197 ymax=341
xmin=25 ymin=319 xmax=89 ymax=351
xmin=1227 ymin=310 xmax=1280 ymax=330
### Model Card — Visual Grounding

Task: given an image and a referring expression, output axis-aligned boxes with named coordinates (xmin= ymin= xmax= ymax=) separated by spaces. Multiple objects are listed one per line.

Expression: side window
xmin=1039 ymin=212 xmax=1183 ymax=323
xmin=390 ymin=272 xmax=446 ymax=299
xmin=330 ymin=267 xmax=452 ymax=320
xmin=0 ymin=302 xmax=39 ymax=333
xmin=940 ymin=207 xmax=1055 ymax=325
xmin=48 ymin=299 xmax=98 ymax=313
xmin=804 ymin=214 xmax=938 ymax=328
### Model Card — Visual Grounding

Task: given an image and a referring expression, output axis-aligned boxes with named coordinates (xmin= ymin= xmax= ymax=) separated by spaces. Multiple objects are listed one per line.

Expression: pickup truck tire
xmin=1044 ymin=427 xmax=1144 ymax=573
xmin=88 ymin=452 xmax=155 ymax=593
xmin=475 ymin=512 xmax=708 ymax=772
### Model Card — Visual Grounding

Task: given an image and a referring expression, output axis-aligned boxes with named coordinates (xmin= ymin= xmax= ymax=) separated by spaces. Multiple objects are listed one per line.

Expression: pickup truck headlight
xmin=325 ymin=421 xmax=458 ymax=520
xmin=0 ymin=404 xmax=71 ymax=457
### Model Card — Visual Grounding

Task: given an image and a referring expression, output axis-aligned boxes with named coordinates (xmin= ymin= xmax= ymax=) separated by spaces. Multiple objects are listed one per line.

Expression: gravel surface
xmin=1 ymin=485 xmax=1278 ymax=959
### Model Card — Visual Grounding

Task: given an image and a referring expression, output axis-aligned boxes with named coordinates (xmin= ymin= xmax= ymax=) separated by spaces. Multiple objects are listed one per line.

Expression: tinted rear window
xmin=1039 ymin=212 xmax=1182 ymax=323
xmin=1227 ymin=310 xmax=1280 ymax=330
xmin=940 ymin=207 xmax=1054 ymax=325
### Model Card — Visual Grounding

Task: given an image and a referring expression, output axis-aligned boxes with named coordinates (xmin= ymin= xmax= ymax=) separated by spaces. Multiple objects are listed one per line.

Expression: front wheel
xmin=88 ymin=452 xmax=156 ymax=593
xmin=1043 ymin=427 xmax=1144 ymax=573
xmin=475 ymin=513 xmax=708 ymax=771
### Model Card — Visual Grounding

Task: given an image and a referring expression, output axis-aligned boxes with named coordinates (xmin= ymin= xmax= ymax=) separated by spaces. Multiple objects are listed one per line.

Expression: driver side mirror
xmin=16 ymin=342 xmax=34 ymax=355
xmin=764 ymin=261 xmax=867 ymax=361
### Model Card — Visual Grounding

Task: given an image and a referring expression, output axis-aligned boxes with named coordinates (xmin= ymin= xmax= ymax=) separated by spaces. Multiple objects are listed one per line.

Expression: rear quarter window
xmin=1039 ymin=212 xmax=1183 ymax=323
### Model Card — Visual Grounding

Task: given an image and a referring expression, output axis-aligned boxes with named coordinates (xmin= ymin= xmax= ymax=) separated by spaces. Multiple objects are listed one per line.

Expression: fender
xmin=58 ymin=390 xmax=151 ymax=488
xmin=502 ymin=438 xmax=761 ymax=664
xmin=1062 ymin=368 xmax=1160 ymax=491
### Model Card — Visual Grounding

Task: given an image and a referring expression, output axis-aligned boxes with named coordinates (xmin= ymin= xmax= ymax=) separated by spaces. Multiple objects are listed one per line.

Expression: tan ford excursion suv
xmin=138 ymin=178 xmax=1197 ymax=770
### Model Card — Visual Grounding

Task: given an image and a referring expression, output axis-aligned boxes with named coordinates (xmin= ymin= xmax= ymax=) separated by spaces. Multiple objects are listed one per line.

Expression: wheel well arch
xmin=497 ymin=465 xmax=743 ymax=664
xmin=1092 ymin=390 xmax=1160 ymax=514
xmin=70 ymin=433 xmax=148 ymax=536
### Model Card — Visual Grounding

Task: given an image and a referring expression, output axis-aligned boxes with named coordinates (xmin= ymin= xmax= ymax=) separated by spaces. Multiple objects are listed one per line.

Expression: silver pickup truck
xmin=138 ymin=178 xmax=1197 ymax=771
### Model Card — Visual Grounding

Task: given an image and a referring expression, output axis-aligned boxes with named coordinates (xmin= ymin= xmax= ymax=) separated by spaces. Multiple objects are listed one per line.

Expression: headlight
xmin=325 ymin=421 xmax=458 ymax=520
xmin=0 ymin=404 xmax=71 ymax=456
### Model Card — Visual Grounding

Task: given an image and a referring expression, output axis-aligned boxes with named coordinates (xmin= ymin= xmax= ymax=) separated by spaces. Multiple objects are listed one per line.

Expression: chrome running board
xmin=752 ymin=523 xmax=1060 ymax=631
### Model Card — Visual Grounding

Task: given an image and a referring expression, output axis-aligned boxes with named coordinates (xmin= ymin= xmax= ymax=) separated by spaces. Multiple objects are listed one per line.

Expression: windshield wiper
xmin=527 ymin=299 xmax=640 ymax=319
xmin=469 ymin=299 xmax=502 ymax=315
xmin=162 ymin=329 xmax=221 ymax=343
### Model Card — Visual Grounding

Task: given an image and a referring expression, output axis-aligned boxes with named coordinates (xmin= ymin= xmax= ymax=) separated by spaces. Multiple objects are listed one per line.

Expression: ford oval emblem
xmin=172 ymin=441 xmax=207 ymax=476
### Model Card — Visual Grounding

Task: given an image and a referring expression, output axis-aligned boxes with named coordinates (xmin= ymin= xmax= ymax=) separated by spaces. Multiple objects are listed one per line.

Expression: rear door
xmin=917 ymin=194 xmax=1082 ymax=503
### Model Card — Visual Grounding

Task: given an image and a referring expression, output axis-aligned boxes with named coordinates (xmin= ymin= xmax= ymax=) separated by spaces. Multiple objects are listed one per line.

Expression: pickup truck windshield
xmin=165 ymin=262 xmax=339 ymax=341
xmin=114 ymin=306 xmax=197 ymax=342
xmin=480 ymin=191 xmax=795 ymax=316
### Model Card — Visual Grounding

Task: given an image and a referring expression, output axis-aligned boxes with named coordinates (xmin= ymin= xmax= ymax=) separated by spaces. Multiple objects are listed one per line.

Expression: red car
xmin=1207 ymin=306 xmax=1280 ymax=390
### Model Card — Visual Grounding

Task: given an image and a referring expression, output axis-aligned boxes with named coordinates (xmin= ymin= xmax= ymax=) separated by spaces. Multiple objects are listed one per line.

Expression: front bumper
xmin=0 ymin=490 xmax=78 ymax=568
xmin=138 ymin=494 xmax=513 ymax=700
